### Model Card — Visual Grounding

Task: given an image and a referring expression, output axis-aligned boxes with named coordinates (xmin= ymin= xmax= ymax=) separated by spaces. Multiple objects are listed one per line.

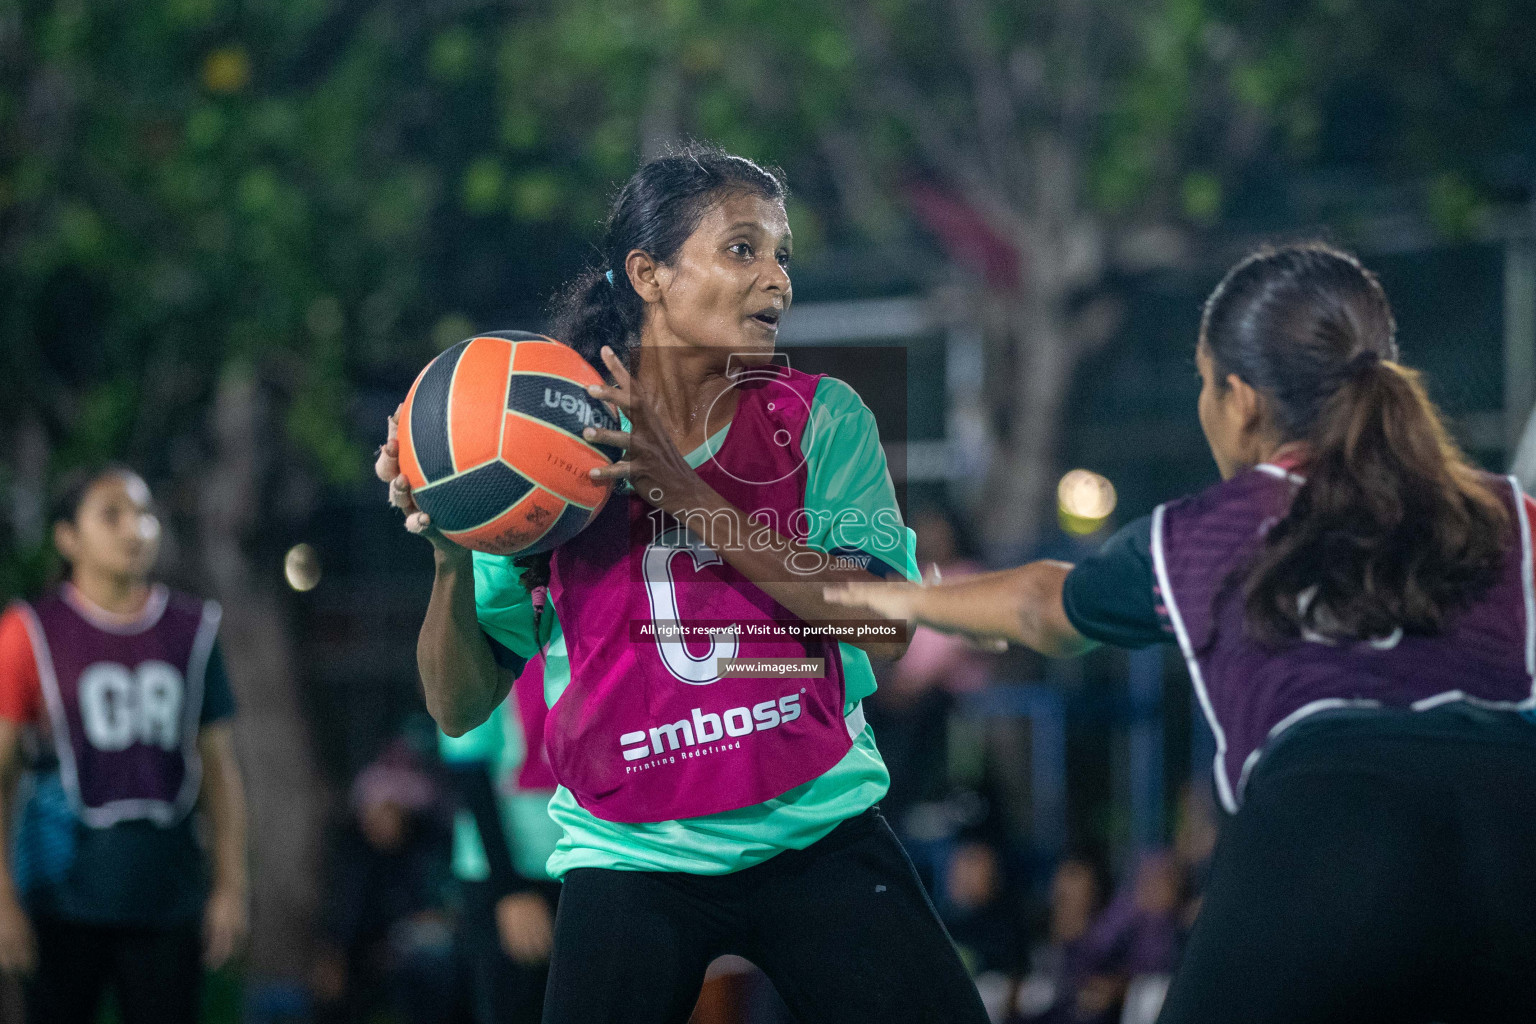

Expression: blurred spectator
xmin=868 ymin=504 xmax=995 ymax=834
xmin=901 ymin=504 xmax=992 ymax=695
xmin=1068 ymin=851 xmax=1185 ymax=1017
xmin=1006 ymin=784 xmax=1218 ymax=1024
xmin=1010 ymin=850 xmax=1112 ymax=1024
xmin=940 ymin=838 xmax=1025 ymax=1021
xmin=313 ymin=739 xmax=455 ymax=1024
xmin=944 ymin=839 xmax=1024 ymax=976
xmin=439 ymin=659 xmax=563 ymax=1024
xmin=1171 ymin=782 xmax=1217 ymax=928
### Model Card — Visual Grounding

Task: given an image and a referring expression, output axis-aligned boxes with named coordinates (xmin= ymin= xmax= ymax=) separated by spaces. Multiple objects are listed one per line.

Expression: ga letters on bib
xmin=0 ymin=586 xmax=228 ymax=827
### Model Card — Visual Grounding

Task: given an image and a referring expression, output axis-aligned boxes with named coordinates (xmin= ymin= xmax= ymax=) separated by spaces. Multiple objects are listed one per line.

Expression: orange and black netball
xmin=397 ymin=331 xmax=621 ymax=555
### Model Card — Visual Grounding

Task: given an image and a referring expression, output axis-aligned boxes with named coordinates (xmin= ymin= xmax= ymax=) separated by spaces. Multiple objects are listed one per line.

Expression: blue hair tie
xmin=605 ymin=269 xmax=615 ymax=286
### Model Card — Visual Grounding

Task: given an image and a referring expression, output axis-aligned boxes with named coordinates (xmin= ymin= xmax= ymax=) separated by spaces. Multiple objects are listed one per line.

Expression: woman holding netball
xmin=828 ymin=243 xmax=1536 ymax=1024
xmin=378 ymin=146 xmax=988 ymax=1023
xmin=0 ymin=466 xmax=247 ymax=1024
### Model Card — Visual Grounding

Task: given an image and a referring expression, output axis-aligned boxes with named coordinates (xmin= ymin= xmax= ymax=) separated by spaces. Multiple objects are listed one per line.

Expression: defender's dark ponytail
xmin=1202 ymin=243 xmax=1510 ymax=643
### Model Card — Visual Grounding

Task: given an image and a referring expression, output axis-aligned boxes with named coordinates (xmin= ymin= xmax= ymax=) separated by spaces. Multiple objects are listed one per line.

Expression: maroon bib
xmin=16 ymin=586 xmax=221 ymax=828
xmin=1154 ymin=467 xmax=1534 ymax=812
xmin=546 ymin=367 xmax=855 ymax=823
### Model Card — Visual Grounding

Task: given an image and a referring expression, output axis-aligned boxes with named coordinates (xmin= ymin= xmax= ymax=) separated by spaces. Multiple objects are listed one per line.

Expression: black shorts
xmin=543 ymin=807 xmax=988 ymax=1024
xmin=1159 ymin=703 xmax=1536 ymax=1024
xmin=27 ymin=915 xmax=202 ymax=1024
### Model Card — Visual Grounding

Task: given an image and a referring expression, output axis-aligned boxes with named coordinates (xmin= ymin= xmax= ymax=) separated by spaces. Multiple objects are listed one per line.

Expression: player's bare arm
xmin=197 ymin=722 xmax=249 ymax=968
xmin=0 ymin=719 xmax=35 ymax=976
xmin=823 ymin=561 xmax=1094 ymax=658
xmin=377 ymin=409 xmax=511 ymax=736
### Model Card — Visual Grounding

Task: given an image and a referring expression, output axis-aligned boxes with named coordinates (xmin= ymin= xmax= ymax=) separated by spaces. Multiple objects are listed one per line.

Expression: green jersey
xmin=474 ymin=376 xmax=916 ymax=876
xmin=438 ymin=701 xmax=564 ymax=882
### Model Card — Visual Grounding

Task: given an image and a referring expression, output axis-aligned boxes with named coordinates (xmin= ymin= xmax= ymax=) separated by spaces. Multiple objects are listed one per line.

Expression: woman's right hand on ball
xmin=376 ymin=406 xmax=466 ymax=558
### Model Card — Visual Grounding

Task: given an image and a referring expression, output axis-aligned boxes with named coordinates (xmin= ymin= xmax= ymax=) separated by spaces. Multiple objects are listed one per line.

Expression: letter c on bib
xmin=642 ymin=526 xmax=740 ymax=684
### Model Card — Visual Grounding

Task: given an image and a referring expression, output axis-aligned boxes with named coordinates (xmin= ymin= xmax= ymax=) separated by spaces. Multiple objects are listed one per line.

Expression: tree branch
xmin=839 ymin=5 xmax=1027 ymax=231
xmin=818 ymin=127 xmax=893 ymax=237
xmin=946 ymin=0 xmax=1032 ymax=204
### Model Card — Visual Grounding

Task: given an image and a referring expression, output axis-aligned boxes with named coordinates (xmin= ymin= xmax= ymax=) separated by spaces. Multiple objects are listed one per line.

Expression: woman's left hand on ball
xmin=374 ymin=405 xmax=467 ymax=558
xmin=581 ymin=346 xmax=704 ymax=512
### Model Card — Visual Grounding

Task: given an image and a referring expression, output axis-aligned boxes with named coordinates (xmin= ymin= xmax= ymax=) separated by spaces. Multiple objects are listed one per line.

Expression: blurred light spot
xmin=285 ymin=543 xmax=321 ymax=592
xmin=236 ymin=166 xmax=280 ymax=215
xmin=203 ymin=47 xmax=251 ymax=95
xmin=1058 ymin=469 xmax=1117 ymax=536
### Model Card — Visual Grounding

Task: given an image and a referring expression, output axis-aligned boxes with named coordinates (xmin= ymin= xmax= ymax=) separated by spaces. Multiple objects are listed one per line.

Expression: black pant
xmin=455 ymin=880 xmax=558 ymax=1024
xmin=543 ymin=808 xmax=987 ymax=1024
xmin=27 ymin=916 xmax=201 ymax=1024
xmin=1159 ymin=704 xmax=1536 ymax=1024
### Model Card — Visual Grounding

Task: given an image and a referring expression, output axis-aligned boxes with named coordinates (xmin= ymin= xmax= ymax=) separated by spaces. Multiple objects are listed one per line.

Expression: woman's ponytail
xmin=1244 ymin=357 xmax=1508 ymax=642
xmin=1202 ymin=243 xmax=1511 ymax=644
xmin=549 ymin=268 xmax=635 ymax=374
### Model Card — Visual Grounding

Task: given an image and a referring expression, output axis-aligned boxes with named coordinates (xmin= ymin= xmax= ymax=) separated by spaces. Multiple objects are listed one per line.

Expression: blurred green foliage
xmin=1 ymin=0 xmax=1533 ymax=576
xmin=1 ymin=2 xmax=1530 ymax=993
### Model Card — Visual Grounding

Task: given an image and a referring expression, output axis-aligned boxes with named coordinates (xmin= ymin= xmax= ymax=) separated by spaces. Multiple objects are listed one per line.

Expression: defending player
xmin=0 ymin=466 xmax=247 ymax=1024
xmin=827 ymin=243 xmax=1536 ymax=1023
xmin=379 ymin=145 xmax=988 ymax=1023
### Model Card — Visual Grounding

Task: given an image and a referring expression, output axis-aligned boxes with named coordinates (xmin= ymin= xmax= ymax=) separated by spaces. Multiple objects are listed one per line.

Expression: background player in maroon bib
xmin=0 ymin=466 xmax=248 ymax=1024
xmin=830 ymin=244 xmax=1536 ymax=1024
